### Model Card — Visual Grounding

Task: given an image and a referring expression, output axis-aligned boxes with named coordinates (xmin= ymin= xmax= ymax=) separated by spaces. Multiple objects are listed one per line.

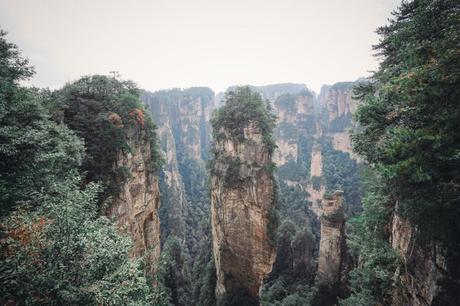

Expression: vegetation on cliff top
xmin=345 ymin=0 xmax=460 ymax=304
xmin=53 ymin=75 xmax=163 ymax=206
xmin=0 ymin=30 xmax=166 ymax=305
xmin=211 ymin=86 xmax=277 ymax=153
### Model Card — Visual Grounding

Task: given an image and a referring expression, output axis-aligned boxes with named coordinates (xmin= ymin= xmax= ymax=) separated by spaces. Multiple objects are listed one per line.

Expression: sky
xmin=0 ymin=0 xmax=400 ymax=93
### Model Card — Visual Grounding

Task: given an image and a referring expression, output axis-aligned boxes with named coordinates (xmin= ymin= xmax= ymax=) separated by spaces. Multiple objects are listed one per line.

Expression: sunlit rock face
xmin=106 ymin=128 xmax=161 ymax=274
xmin=210 ymin=121 xmax=277 ymax=302
xmin=317 ymin=190 xmax=346 ymax=285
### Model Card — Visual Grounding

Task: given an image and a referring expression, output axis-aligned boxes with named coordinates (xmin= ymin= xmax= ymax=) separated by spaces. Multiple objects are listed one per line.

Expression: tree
xmin=210 ymin=86 xmax=277 ymax=152
xmin=352 ymin=0 xmax=460 ymax=240
xmin=346 ymin=0 xmax=460 ymax=304
xmin=55 ymin=75 xmax=163 ymax=205
xmin=0 ymin=30 xmax=166 ymax=305
xmin=0 ymin=30 xmax=84 ymax=216
xmin=157 ymin=237 xmax=193 ymax=306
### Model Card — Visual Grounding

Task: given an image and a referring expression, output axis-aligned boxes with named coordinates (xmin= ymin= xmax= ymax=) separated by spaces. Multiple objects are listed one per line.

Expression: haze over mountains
xmin=1 ymin=1 xmax=459 ymax=305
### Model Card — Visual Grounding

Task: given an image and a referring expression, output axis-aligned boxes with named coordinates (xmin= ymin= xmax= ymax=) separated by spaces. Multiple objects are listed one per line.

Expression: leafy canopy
xmin=211 ymin=86 xmax=277 ymax=153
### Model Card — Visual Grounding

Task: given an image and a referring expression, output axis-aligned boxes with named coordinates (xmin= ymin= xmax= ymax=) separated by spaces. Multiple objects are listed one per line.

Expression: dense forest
xmin=1 ymin=0 xmax=459 ymax=305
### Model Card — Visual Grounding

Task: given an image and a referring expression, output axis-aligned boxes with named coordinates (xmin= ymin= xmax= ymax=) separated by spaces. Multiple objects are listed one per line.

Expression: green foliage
xmin=57 ymin=75 xmax=163 ymax=205
xmin=190 ymin=220 xmax=217 ymax=306
xmin=311 ymin=176 xmax=322 ymax=191
xmin=224 ymin=157 xmax=242 ymax=188
xmin=211 ymin=86 xmax=277 ymax=152
xmin=218 ymin=287 xmax=259 ymax=306
xmin=143 ymin=88 xmax=217 ymax=306
xmin=321 ymin=138 xmax=364 ymax=215
xmin=0 ymin=174 xmax=161 ymax=306
xmin=349 ymin=1 xmax=460 ymax=302
xmin=0 ymin=30 xmax=34 ymax=100
xmin=261 ymin=182 xmax=319 ymax=305
xmin=267 ymin=206 xmax=280 ymax=247
xmin=328 ymin=113 xmax=352 ymax=132
xmin=277 ymin=160 xmax=307 ymax=182
xmin=0 ymin=31 xmax=84 ymax=216
xmin=276 ymin=122 xmax=298 ymax=140
xmin=157 ymin=237 xmax=193 ymax=306
xmin=296 ymin=115 xmax=317 ymax=134
xmin=0 ymin=31 xmax=164 ymax=305
xmin=352 ymin=0 xmax=460 ymax=240
xmin=341 ymin=173 xmax=400 ymax=305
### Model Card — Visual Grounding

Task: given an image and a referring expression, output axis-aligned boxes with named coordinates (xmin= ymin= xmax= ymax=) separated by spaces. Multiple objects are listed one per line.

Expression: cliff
xmin=224 ymin=83 xmax=308 ymax=102
xmin=315 ymin=190 xmax=348 ymax=305
xmin=319 ymin=82 xmax=358 ymax=125
xmin=211 ymin=122 xmax=277 ymax=302
xmin=273 ymin=91 xmax=316 ymax=168
xmin=317 ymin=190 xmax=346 ymax=285
xmin=106 ymin=127 xmax=161 ymax=274
xmin=319 ymin=82 xmax=359 ymax=158
xmin=142 ymin=88 xmax=214 ymax=245
xmin=390 ymin=206 xmax=449 ymax=306
xmin=210 ymin=88 xmax=277 ymax=304
xmin=142 ymin=88 xmax=218 ymax=305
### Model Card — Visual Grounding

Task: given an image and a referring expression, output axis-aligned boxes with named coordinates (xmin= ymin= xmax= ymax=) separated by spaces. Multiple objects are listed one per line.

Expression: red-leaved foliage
xmin=129 ymin=108 xmax=145 ymax=128
xmin=9 ymin=217 xmax=47 ymax=247
xmin=107 ymin=112 xmax=124 ymax=128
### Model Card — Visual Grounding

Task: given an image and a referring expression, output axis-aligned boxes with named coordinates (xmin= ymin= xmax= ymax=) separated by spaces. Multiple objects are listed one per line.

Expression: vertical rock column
xmin=210 ymin=122 xmax=277 ymax=303
xmin=106 ymin=128 xmax=161 ymax=274
xmin=317 ymin=190 xmax=346 ymax=285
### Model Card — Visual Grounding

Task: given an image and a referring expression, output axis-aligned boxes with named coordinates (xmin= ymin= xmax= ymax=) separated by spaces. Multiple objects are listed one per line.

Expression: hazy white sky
xmin=0 ymin=0 xmax=400 ymax=93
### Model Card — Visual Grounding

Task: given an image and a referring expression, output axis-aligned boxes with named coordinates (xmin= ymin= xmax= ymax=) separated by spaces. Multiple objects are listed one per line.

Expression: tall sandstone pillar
xmin=317 ymin=190 xmax=346 ymax=285
xmin=210 ymin=88 xmax=278 ymax=304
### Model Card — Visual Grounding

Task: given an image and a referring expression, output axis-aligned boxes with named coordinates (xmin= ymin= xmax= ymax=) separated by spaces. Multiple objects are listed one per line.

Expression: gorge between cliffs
xmin=2 ymin=2 xmax=459 ymax=305
xmin=139 ymin=82 xmax=368 ymax=305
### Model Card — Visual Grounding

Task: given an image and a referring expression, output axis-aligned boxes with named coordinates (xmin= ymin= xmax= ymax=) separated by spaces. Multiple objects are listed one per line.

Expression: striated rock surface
xmin=142 ymin=88 xmax=215 ymax=243
xmin=273 ymin=92 xmax=316 ymax=168
xmin=390 ymin=206 xmax=448 ymax=306
xmin=319 ymin=82 xmax=360 ymax=163
xmin=211 ymin=118 xmax=277 ymax=302
xmin=317 ymin=190 xmax=346 ymax=285
xmin=156 ymin=113 xmax=188 ymax=240
xmin=106 ymin=127 xmax=161 ymax=273
xmin=319 ymin=83 xmax=358 ymax=124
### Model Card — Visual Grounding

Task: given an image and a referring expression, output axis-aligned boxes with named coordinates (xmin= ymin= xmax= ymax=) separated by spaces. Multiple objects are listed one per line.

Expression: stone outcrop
xmin=211 ymin=121 xmax=277 ymax=302
xmin=319 ymin=83 xmax=358 ymax=124
xmin=106 ymin=127 xmax=161 ymax=273
xmin=317 ymin=190 xmax=346 ymax=285
xmin=390 ymin=205 xmax=449 ymax=306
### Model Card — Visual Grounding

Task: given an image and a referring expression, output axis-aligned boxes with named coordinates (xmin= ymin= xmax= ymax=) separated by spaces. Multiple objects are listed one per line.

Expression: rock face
xmin=319 ymin=82 xmax=359 ymax=157
xmin=390 ymin=206 xmax=448 ymax=306
xmin=211 ymin=121 xmax=277 ymax=301
xmin=142 ymin=88 xmax=214 ymax=243
xmin=106 ymin=127 xmax=161 ymax=273
xmin=273 ymin=92 xmax=316 ymax=168
xmin=317 ymin=190 xmax=346 ymax=285
xmin=319 ymin=83 xmax=358 ymax=124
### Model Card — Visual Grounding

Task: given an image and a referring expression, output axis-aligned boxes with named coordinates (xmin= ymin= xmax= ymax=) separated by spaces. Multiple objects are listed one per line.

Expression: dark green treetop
xmin=211 ymin=86 xmax=277 ymax=153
